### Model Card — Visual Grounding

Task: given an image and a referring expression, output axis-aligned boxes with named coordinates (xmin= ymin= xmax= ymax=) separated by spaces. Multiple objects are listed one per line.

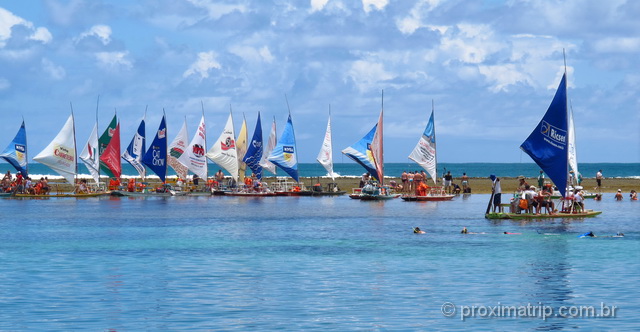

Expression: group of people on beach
xmin=395 ymin=170 xmax=471 ymax=195
xmin=2 ymin=170 xmax=50 ymax=195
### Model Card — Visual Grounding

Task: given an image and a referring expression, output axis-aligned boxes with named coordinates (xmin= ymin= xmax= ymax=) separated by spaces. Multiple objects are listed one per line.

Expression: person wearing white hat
xmin=615 ymin=189 xmax=623 ymax=201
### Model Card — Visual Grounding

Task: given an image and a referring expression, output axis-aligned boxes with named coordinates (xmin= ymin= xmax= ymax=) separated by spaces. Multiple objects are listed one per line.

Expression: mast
xmin=23 ymin=115 xmax=28 ymax=176
xmin=432 ymin=99 xmax=437 ymax=184
xmin=563 ymin=48 xmax=569 ymax=194
xmin=70 ymin=102 xmax=78 ymax=191
xmin=95 ymin=96 xmax=100 ymax=185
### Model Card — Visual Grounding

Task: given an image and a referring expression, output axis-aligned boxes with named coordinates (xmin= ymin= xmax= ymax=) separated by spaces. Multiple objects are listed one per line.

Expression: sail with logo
xmin=122 ymin=115 xmax=146 ymax=178
xmin=408 ymin=105 xmax=437 ymax=184
xmin=99 ymin=114 xmax=118 ymax=178
xmin=142 ymin=114 xmax=168 ymax=182
xmin=206 ymin=111 xmax=238 ymax=181
xmin=0 ymin=121 xmax=28 ymax=177
xmin=33 ymin=113 xmax=77 ymax=185
xmin=168 ymin=119 xmax=189 ymax=179
xmin=267 ymin=114 xmax=299 ymax=182
xmin=178 ymin=114 xmax=207 ymax=180
xmin=520 ymin=73 xmax=569 ymax=197
xmin=243 ymin=112 xmax=263 ymax=180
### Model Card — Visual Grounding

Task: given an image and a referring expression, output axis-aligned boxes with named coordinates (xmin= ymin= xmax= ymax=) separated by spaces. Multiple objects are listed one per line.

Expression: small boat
xmin=224 ymin=189 xmax=276 ymax=197
xmin=486 ymin=56 xmax=601 ymax=219
xmin=402 ymin=187 xmax=454 ymax=201
xmin=342 ymin=92 xmax=395 ymax=200
xmin=405 ymin=102 xmax=454 ymax=201
xmin=267 ymin=109 xmax=302 ymax=193
xmin=486 ymin=210 xmax=602 ymax=220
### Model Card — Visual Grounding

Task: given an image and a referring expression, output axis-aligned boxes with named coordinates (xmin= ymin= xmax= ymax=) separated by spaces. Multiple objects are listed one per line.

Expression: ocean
xmin=0 ymin=193 xmax=638 ymax=330
xmin=2 ymin=162 xmax=639 ymax=179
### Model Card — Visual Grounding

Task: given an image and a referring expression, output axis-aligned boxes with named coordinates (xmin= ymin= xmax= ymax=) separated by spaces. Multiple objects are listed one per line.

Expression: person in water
xmin=413 ymin=227 xmax=426 ymax=234
xmin=461 ymin=227 xmax=468 ymax=234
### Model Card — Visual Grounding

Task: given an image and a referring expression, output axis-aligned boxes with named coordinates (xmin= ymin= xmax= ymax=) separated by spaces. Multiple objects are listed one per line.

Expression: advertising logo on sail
xmin=192 ymin=144 xmax=205 ymax=157
xmin=283 ymin=146 xmax=294 ymax=162
xmin=221 ymin=137 xmax=235 ymax=151
xmin=540 ymin=121 xmax=566 ymax=147
xmin=158 ymin=128 xmax=166 ymax=139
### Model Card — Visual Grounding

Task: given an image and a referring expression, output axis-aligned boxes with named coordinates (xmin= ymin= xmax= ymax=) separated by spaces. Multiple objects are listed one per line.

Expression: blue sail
xmin=268 ymin=114 xmax=299 ymax=182
xmin=142 ymin=115 xmax=168 ymax=182
xmin=520 ymin=73 xmax=569 ymax=197
xmin=341 ymin=124 xmax=380 ymax=181
xmin=122 ymin=118 xmax=146 ymax=177
xmin=0 ymin=121 xmax=28 ymax=177
xmin=243 ymin=112 xmax=263 ymax=180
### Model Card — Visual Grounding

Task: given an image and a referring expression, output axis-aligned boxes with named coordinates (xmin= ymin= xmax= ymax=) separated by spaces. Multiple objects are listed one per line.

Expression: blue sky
xmin=1 ymin=0 xmax=638 ymax=164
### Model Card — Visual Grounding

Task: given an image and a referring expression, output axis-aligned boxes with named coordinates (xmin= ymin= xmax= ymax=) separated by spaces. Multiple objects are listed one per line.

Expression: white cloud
xmin=76 ymin=25 xmax=112 ymax=45
xmin=41 ymin=58 xmax=66 ymax=80
xmin=362 ymin=0 xmax=388 ymax=13
xmin=310 ymin=0 xmax=329 ymax=12
xmin=229 ymin=45 xmax=274 ymax=64
xmin=0 ymin=8 xmax=52 ymax=47
xmin=347 ymin=60 xmax=395 ymax=91
xmin=186 ymin=0 xmax=247 ymax=20
xmin=395 ymin=0 xmax=443 ymax=34
xmin=95 ymin=51 xmax=133 ymax=70
xmin=592 ymin=37 xmax=640 ymax=54
xmin=183 ymin=51 xmax=221 ymax=79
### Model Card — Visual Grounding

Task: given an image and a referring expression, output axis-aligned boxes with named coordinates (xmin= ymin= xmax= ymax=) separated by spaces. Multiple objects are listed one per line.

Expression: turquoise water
xmin=2 ymin=162 xmax=639 ymax=179
xmin=0 ymin=195 xmax=638 ymax=330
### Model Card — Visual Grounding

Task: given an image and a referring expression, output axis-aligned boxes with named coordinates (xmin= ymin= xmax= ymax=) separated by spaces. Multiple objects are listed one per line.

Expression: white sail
xmin=408 ymin=109 xmax=437 ymax=184
xmin=179 ymin=114 xmax=207 ymax=179
xmin=567 ymin=106 xmax=579 ymax=182
xmin=79 ymin=122 xmax=100 ymax=184
xmin=317 ymin=113 xmax=337 ymax=180
xmin=259 ymin=117 xmax=277 ymax=174
xmin=206 ymin=112 xmax=238 ymax=181
xmin=236 ymin=117 xmax=248 ymax=182
xmin=33 ymin=114 xmax=77 ymax=185
xmin=168 ymin=119 xmax=189 ymax=179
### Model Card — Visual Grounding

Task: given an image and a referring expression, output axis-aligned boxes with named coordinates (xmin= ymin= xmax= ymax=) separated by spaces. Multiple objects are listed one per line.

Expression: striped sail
xmin=0 ymin=121 xmax=28 ymax=177
xmin=267 ymin=114 xmax=299 ymax=182
xmin=168 ymin=119 xmax=189 ymax=179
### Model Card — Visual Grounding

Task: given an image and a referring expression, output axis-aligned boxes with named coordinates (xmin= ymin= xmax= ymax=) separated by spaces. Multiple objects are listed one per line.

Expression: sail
xmin=243 ymin=112 xmax=263 ymax=179
xmin=316 ymin=114 xmax=337 ymax=180
xmin=178 ymin=115 xmax=207 ymax=179
xmin=206 ymin=112 xmax=238 ymax=181
xmin=520 ymin=73 xmax=569 ymax=197
xmin=168 ymin=119 xmax=189 ymax=179
xmin=142 ymin=115 xmax=168 ymax=182
xmin=100 ymin=123 xmax=122 ymax=178
xmin=236 ymin=117 xmax=248 ymax=183
xmin=259 ymin=117 xmax=277 ymax=174
xmin=0 ymin=121 xmax=28 ymax=177
xmin=122 ymin=117 xmax=146 ymax=178
xmin=370 ymin=110 xmax=384 ymax=185
xmin=267 ymin=114 xmax=299 ymax=182
xmin=567 ymin=106 xmax=579 ymax=182
xmin=79 ymin=122 xmax=100 ymax=184
xmin=342 ymin=124 xmax=379 ymax=181
xmin=408 ymin=109 xmax=437 ymax=184
xmin=33 ymin=114 xmax=76 ymax=185
xmin=98 ymin=114 xmax=118 ymax=178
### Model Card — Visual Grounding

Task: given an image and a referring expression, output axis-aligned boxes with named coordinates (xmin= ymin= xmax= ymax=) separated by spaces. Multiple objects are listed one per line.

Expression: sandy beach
xmin=43 ymin=176 xmax=640 ymax=196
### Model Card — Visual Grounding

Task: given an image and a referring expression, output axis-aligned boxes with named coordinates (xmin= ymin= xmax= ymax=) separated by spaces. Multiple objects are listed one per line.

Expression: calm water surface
xmin=0 ymin=194 xmax=638 ymax=330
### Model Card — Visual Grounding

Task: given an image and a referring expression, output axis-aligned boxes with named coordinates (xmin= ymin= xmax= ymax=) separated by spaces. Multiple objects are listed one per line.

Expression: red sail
xmin=99 ymin=123 xmax=122 ymax=178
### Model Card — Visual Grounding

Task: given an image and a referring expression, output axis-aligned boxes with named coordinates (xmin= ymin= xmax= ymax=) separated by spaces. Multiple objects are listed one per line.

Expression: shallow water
xmin=0 ymin=194 xmax=637 ymax=330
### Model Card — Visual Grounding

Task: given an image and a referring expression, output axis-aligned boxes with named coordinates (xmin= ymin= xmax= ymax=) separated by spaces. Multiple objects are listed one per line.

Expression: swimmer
xmin=578 ymin=231 xmax=596 ymax=238
xmin=503 ymin=232 xmax=521 ymax=235
xmin=413 ymin=227 xmax=426 ymax=234
xmin=461 ymin=227 xmax=468 ymax=234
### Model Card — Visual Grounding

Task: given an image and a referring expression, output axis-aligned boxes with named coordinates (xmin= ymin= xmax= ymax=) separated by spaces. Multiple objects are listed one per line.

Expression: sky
xmin=1 ymin=0 xmax=639 ymax=166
